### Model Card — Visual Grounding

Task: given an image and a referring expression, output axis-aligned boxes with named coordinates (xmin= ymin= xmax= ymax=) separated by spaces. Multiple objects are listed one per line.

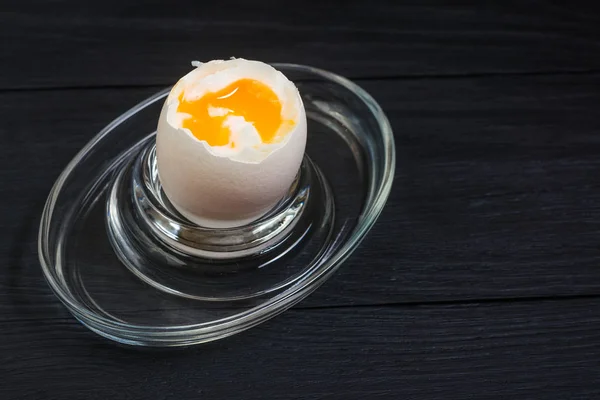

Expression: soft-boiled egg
xmin=156 ymin=59 xmax=307 ymax=228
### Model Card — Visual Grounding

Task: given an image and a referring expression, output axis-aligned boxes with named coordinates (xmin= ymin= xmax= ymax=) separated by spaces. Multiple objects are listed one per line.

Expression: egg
xmin=156 ymin=58 xmax=307 ymax=229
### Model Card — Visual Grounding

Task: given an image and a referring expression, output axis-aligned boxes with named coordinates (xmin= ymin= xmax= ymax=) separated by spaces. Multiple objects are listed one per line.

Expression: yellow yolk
xmin=177 ymin=79 xmax=289 ymax=147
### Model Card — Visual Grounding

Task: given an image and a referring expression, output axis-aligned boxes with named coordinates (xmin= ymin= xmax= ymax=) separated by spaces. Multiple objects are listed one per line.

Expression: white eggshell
xmin=156 ymin=59 xmax=307 ymax=228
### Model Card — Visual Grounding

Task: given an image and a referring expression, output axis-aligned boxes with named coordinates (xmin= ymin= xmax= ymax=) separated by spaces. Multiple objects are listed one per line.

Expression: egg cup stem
xmin=106 ymin=138 xmax=334 ymax=301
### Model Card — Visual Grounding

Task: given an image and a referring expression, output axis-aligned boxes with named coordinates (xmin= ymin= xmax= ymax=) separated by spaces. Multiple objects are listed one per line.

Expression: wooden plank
xmin=2 ymin=74 xmax=600 ymax=313
xmin=313 ymin=73 xmax=600 ymax=306
xmin=3 ymin=1 xmax=600 ymax=89
xmin=1 ymin=299 xmax=600 ymax=399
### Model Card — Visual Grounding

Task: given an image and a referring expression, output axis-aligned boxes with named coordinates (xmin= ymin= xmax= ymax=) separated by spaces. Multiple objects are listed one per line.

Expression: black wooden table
xmin=3 ymin=1 xmax=600 ymax=398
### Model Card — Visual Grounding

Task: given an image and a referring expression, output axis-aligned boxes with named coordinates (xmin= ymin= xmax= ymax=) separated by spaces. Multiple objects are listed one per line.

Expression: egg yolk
xmin=178 ymin=79 xmax=288 ymax=147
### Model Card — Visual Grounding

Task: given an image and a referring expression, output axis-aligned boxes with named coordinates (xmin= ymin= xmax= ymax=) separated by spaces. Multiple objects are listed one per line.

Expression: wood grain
xmin=2 ymin=299 xmax=600 ymax=399
xmin=2 ymin=1 xmax=600 ymax=89
xmin=2 ymin=74 xmax=600 ymax=315
xmin=3 ymin=2 xmax=600 ymax=398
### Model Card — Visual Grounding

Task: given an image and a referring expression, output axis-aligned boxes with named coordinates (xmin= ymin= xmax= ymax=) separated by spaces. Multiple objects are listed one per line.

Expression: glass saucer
xmin=38 ymin=64 xmax=395 ymax=347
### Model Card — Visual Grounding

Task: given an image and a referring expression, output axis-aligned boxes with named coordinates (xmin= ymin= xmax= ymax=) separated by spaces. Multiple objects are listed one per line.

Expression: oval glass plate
xmin=38 ymin=64 xmax=395 ymax=347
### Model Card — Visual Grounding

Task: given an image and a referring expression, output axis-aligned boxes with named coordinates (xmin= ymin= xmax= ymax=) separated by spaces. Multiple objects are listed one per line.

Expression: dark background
xmin=2 ymin=1 xmax=600 ymax=398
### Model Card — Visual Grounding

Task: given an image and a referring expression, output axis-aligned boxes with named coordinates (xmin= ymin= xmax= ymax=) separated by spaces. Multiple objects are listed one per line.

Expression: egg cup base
xmin=104 ymin=139 xmax=335 ymax=301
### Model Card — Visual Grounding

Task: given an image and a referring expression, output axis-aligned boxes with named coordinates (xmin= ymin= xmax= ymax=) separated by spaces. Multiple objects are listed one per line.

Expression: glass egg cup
xmin=38 ymin=64 xmax=395 ymax=347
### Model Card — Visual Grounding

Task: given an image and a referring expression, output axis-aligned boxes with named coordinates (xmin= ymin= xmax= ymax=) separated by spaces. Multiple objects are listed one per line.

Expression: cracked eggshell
xmin=156 ymin=61 xmax=307 ymax=229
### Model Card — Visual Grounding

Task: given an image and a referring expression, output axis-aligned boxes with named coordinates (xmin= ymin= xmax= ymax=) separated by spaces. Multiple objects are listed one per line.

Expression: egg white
xmin=156 ymin=58 xmax=307 ymax=228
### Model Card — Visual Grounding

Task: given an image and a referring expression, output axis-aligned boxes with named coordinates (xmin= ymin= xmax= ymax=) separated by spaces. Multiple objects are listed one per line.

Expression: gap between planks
xmin=2 ymin=68 xmax=600 ymax=93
